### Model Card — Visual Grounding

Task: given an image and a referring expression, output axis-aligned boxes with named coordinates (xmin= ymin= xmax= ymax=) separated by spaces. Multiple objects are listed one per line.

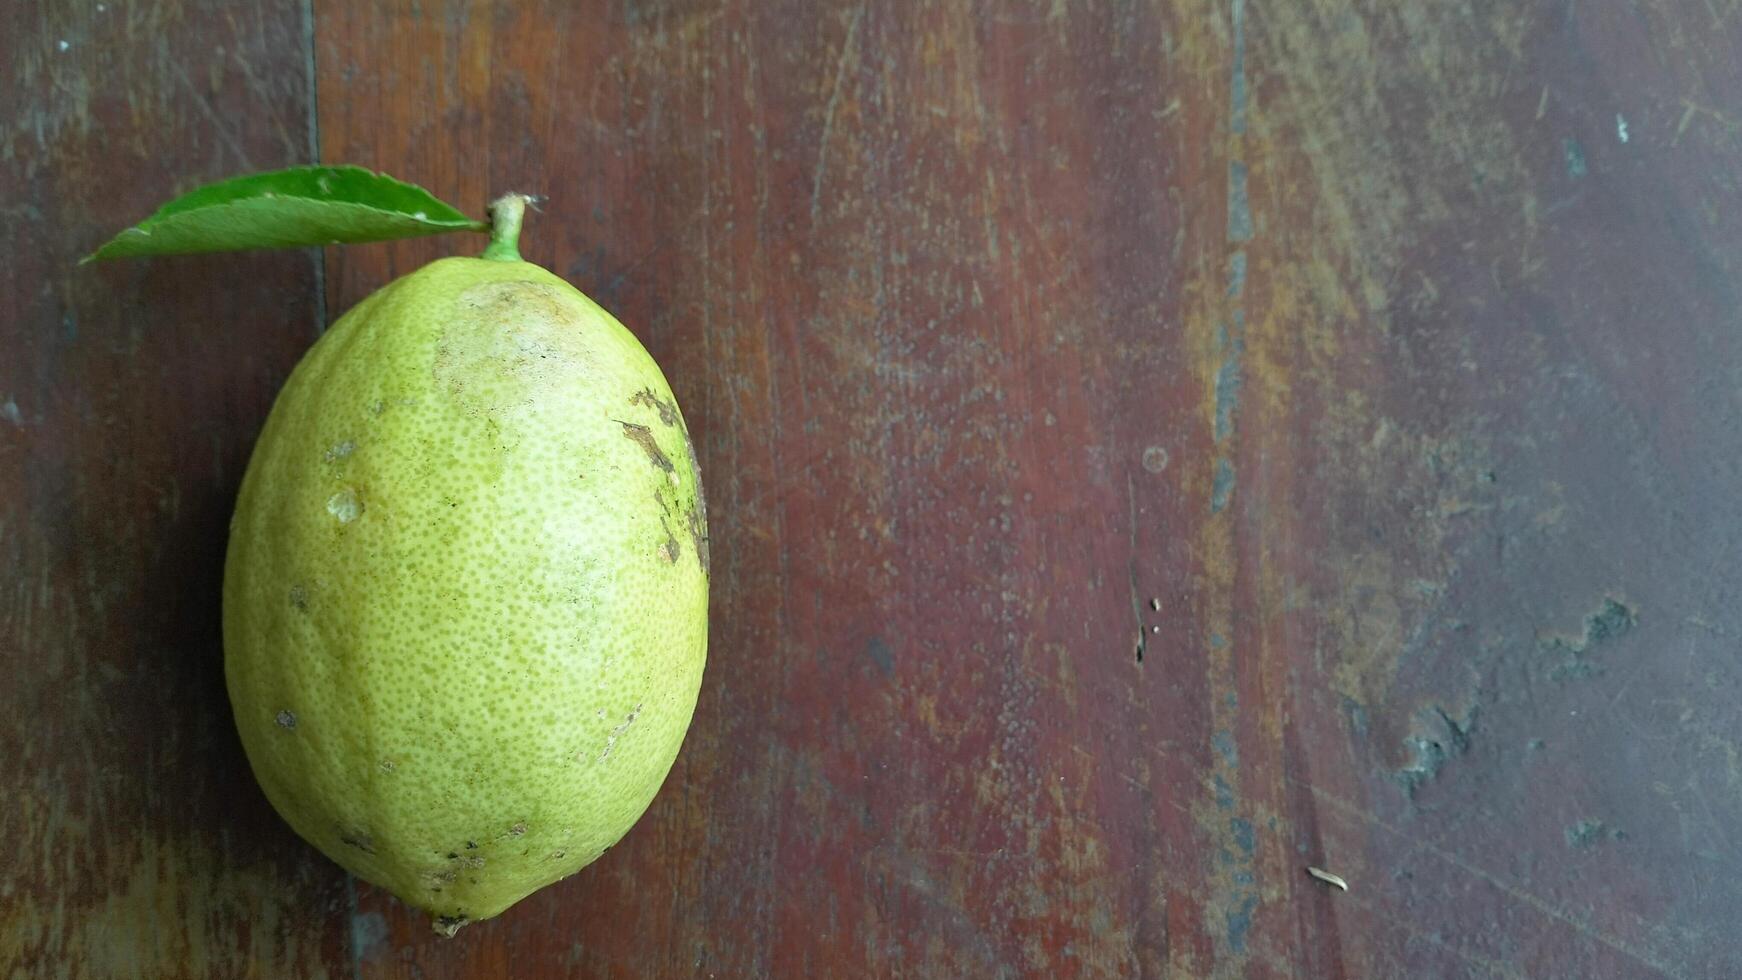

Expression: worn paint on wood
xmin=0 ymin=1 xmax=350 ymax=979
xmin=8 ymin=0 xmax=1742 ymax=977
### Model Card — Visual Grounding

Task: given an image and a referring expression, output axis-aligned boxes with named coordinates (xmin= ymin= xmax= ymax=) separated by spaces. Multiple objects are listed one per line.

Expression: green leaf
xmin=83 ymin=166 xmax=487 ymax=262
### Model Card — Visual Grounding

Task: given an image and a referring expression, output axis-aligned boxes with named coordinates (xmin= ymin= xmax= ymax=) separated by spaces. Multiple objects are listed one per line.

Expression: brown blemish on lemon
xmin=630 ymin=388 xmax=680 ymax=426
xmin=619 ymin=421 xmax=674 ymax=473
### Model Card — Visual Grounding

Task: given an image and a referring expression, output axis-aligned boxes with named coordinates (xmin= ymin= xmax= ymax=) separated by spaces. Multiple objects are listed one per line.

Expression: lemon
xmin=222 ymin=196 xmax=707 ymax=935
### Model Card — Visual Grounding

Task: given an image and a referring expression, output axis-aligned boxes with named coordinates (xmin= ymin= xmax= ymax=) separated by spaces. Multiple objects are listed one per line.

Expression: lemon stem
xmin=482 ymin=193 xmax=529 ymax=261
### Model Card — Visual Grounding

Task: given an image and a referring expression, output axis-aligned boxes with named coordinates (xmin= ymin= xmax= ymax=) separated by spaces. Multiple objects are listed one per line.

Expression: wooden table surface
xmin=7 ymin=1 xmax=1742 ymax=977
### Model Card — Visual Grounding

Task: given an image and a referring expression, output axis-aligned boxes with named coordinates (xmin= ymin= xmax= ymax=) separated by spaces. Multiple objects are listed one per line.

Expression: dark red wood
xmin=8 ymin=0 xmax=1742 ymax=976
xmin=0 ymin=1 xmax=350 ymax=977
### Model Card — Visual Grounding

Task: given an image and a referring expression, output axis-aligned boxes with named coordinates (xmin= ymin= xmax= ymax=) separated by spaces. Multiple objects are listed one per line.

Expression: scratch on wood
xmin=864 ymin=846 xmax=1007 ymax=973
xmin=811 ymin=0 xmax=866 ymax=224
xmin=170 ymin=63 xmax=254 ymax=169
xmin=1229 ymin=0 xmax=1247 ymax=136
xmin=1126 ymin=474 xmax=1147 ymax=662
xmin=1336 ymin=889 xmax=1531 ymax=980
xmin=1303 ymin=782 xmax=1695 ymax=979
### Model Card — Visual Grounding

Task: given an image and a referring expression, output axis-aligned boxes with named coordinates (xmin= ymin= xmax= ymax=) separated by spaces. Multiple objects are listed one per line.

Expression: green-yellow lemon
xmin=223 ymin=219 xmax=707 ymax=935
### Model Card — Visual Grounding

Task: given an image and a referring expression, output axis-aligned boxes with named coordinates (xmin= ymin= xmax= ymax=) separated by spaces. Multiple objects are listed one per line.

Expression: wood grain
xmin=0 ymin=1 xmax=351 ymax=978
xmin=8 ymin=0 xmax=1742 ymax=976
